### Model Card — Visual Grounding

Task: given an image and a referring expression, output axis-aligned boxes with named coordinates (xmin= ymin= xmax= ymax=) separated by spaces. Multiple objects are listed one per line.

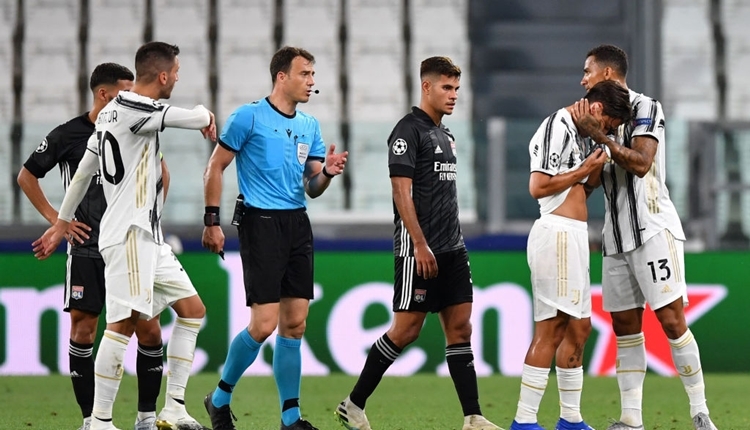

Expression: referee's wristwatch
xmin=204 ymin=206 xmax=221 ymax=226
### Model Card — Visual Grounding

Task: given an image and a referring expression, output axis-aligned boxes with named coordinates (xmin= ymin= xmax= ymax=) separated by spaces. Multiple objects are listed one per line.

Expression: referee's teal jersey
xmin=219 ymin=97 xmax=326 ymax=209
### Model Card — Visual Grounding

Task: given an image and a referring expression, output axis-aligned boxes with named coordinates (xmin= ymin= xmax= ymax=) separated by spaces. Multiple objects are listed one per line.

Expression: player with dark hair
xmin=509 ymin=80 xmax=631 ymax=430
xmin=201 ymin=45 xmax=347 ymax=430
xmin=334 ymin=56 xmax=500 ymax=430
xmin=576 ymin=44 xmax=719 ymax=430
xmin=18 ymin=62 xmax=167 ymax=430
xmin=34 ymin=41 xmax=216 ymax=430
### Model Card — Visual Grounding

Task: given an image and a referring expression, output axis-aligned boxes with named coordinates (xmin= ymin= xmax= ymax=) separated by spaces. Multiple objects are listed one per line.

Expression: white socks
xmin=557 ymin=366 xmax=584 ymax=423
xmin=616 ymin=332 xmax=646 ymax=427
xmin=92 ymin=330 xmax=131 ymax=423
xmin=164 ymin=317 xmax=203 ymax=411
xmin=669 ymin=329 xmax=709 ymax=417
xmin=514 ymin=364 xmax=550 ymax=424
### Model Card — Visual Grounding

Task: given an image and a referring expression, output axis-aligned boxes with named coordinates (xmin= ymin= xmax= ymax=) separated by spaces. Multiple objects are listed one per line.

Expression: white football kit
xmin=600 ymin=90 xmax=687 ymax=312
xmin=58 ymin=91 xmax=211 ymax=322
xmin=527 ymin=108 xmax=592 ymax=321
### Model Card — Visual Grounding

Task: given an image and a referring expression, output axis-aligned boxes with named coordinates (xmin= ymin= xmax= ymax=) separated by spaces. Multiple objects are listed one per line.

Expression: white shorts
xmin=100 ymin=227 xmax=197 ymax=324
xmin=602 ymin=229 xmax=686 ymax=312
xmin=527 ymin=214 xmax=592 ymax=322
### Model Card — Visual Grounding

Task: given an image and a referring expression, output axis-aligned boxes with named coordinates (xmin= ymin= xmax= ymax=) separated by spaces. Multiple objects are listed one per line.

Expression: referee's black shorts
xmin=392 ymin=247 xmax=473 ymax=313
xmin=64 ymin=255 xmax=106 ymax=315
xmin=238 ymin=207 xmax=314 ymax=306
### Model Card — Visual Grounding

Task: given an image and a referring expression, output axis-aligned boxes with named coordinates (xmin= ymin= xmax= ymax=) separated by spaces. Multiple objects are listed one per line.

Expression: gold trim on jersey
xmin=667 ymin=231 xmax=683 ymax=283
xmin=136 ymin=144 xmax=150 ymax=208
xmin=126 ymin=230 xmax=141 ymax=298
xmin=557 ymin=231 xmax=568 ymax=297
xmin=646 ymin=162 xmax=660 ymax=214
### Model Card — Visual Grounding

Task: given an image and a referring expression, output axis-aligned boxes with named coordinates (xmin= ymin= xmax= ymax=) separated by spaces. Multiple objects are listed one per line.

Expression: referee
xmin=201 ymin=46 xmax=347 ymax=430
xmin=335 ymin=57 xmax=501 ymax=430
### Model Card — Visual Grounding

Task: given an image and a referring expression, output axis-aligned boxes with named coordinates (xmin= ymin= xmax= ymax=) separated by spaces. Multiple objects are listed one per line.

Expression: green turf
xmin=0 ymin=373 xmax=746 ymax=429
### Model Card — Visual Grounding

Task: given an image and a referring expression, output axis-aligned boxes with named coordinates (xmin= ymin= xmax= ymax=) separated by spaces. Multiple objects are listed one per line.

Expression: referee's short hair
xmin=89 ymin=63 xmax=134 ymax=91
xmin=584 ymin=80 xmax=632 ymax=123
xmin=587 ymin=44 xmax=628 ymax=78
xmin=270 ymin=46 xmax=315 ymax=84
xmin=135 ymin=41 xmax=180 ymax=83
xmin=420 ymin=56 xmax=461 ymax=80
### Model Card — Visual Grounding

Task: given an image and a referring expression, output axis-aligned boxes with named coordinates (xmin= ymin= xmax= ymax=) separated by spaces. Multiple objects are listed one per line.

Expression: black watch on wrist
xmin=203 ymin=213 xmax=220 ymax=227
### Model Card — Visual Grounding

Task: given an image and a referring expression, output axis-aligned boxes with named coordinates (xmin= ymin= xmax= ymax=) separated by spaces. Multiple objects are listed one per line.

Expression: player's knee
xmin=389 ymin=325 xmax=421 ymax=347
xmin=659 ymin=315 xmax=687 ymax=339
xmin=135 ymin=320 xmax=162 ymax=346
xmin=446 ymin=320 xmax=472 ymax=343
xmin=69 ymin=312 xmax=98 ymax=344
xmin=570 ymin=320 xmax=593 ymax=343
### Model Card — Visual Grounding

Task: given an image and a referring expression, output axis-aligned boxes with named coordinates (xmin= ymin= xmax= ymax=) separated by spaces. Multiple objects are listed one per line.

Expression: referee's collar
xmin=266 ymin=97 xmax=296 ymax=119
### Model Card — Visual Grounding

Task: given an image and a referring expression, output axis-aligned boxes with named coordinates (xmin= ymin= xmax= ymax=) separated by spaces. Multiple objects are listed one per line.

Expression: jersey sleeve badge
xmin=392 ymin=138 xmax=408 ymax=155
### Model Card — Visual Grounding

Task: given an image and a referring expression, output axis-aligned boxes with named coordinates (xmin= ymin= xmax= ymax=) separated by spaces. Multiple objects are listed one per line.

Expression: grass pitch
xmin=0 ymin=373 xmax=746 ymax=429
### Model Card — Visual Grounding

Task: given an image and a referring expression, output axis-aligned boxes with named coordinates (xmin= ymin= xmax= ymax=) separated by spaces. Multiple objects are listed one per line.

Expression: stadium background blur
xmin=0 ymin=0 xmax=749 ymax=380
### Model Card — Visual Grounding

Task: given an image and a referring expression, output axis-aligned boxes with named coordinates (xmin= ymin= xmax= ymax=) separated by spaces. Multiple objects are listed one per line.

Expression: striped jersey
xmin=23 ymin=113 xmax=104 ymax=258
xmin=529 ymin=108 xmax=588 ymax=215
xmin=600 ymin=90 xmax=685 ymax=256
xmin=86 ymin=92 xmax=170 ymax=249
xmin=388 ymin=107 xmax=464 ymax=257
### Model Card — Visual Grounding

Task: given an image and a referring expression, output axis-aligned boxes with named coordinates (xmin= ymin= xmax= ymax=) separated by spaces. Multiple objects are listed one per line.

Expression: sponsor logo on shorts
xmin=71 ymin=285 xmax=84 ymax=300
xmin=414 ymin=288 xmax=427 ymax=303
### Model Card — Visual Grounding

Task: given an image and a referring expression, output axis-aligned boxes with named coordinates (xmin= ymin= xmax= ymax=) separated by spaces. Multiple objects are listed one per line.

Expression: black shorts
xmin=238 ymin=207 xmax=314 ymax=305
xmin=393 ymin=247 xmax=473 ymax=313
xmin=64 ymin=255 xmax=106 ymax=314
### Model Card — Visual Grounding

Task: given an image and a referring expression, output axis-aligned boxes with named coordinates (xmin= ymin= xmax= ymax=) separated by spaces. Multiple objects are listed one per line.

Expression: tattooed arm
xmin=572 ymin=100 xmax=656 ymax=178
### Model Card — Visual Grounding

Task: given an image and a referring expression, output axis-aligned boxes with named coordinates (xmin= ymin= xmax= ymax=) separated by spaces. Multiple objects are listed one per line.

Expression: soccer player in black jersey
xmin=335 ymin=57 xmax=501 ymax=430
xmin=18 ymin=63 xmax=167 ymax=430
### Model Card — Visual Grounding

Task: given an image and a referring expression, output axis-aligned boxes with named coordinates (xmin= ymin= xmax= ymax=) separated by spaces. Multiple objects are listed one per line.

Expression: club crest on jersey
xmin=71 ymin=285 xmax=84 ymax=300
xmin=414 ymin=288 xmax=427 ymax=303
xmin=392 ymin=138 xmax=408 ymax=155
xmin=35 ymin=139 xmax=48 ymax=153
xmin=297 ymin=143 xmax=309 ymax=164
xmin=451 ymin=141 xmax=457 ymax=156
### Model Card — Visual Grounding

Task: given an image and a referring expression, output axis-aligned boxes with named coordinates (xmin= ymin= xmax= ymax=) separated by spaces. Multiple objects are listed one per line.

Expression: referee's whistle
xmin=218 ymin=250 xmax=225 ymax=260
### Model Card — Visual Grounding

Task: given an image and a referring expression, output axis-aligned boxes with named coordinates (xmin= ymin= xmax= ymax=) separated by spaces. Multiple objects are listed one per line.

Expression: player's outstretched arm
xmin=163 ymin=105 xmax=216 ymax=141
xmin=304 ymin=143 xmax=347 ymax=198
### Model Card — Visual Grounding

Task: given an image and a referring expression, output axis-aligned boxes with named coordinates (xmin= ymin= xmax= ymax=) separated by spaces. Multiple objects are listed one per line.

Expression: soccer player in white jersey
xmin=575 ymin=44 xmax=719 ymax=430
xmin=510 ymin=80 xmax=631 ymax=430
xmin=33 ymin=41 xmax=217 ymax=430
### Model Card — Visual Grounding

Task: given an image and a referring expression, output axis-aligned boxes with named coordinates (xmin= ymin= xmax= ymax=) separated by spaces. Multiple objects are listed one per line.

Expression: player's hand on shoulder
xmin=324 ymin=143 xmax=348 ymax=176
xmin=414 ymin=242 xmax=438 ymax=279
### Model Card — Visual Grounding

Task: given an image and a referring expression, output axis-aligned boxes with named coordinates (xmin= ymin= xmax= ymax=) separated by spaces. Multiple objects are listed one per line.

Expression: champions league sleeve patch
xmin=392 ymin=138 xmax=408 ymax=155
xmin=634 ymin=118 xmax=653 ymax=127
xmin=549 ymin=153 xmax=560 ymax=168
xmin=35 ymin=139 xmax=48 ymax=153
